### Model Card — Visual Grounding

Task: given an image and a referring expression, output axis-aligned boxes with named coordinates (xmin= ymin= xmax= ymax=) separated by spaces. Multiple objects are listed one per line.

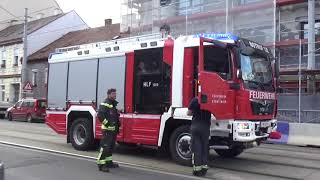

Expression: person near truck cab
xmin=96 ymin=88 xmax=120 ymax=172
xmin=187 ymin=97 xmax=211 ymax=177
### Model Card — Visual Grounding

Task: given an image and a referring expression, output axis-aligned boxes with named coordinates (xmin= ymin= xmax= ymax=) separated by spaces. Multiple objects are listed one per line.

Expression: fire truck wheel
xmin=70 ymin=118 xmax=95 ymax=151
xmin=214 ymin=147 xmax=243 ymax=158
xmin=169 ymin=125 xmax=192 ymax=166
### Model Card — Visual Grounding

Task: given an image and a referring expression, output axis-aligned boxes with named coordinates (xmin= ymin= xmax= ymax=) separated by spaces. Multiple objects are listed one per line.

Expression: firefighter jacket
xmin=97 ymin=98 xmax=120 ymax=132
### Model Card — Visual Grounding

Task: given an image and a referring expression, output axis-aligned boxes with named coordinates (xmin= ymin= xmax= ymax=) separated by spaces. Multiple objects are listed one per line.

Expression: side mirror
xmin=240 ymin=46 xmax=255 ymax=56
xmin=237 ymin=69 xmax=242 ymax=79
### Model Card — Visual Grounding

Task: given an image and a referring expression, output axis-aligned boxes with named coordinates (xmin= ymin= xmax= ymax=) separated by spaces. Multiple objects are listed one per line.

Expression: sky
xmin=55 ymin=0 xmax=121 ymax=28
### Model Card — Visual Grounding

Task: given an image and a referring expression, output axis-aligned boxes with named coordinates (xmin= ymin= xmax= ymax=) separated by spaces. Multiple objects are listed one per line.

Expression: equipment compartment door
xmin=121 ymin=50 xmax=161 ymax=146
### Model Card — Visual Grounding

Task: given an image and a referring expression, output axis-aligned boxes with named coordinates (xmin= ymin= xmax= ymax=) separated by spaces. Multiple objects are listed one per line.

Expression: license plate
xmin=260 ymin=121 xmax=271 ymax=128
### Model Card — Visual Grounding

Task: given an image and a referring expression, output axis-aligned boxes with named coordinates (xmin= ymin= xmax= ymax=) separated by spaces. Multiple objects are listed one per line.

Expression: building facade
xmin=0 ymin=44 xmax=23 ymax=102
xmin=277 ymin=1 xmax=320 ymax=93
xmin=121 ymin=0 xmax=276 ymax=45
xmin=120 ymin=0 xmax=319 ymax=76
xmin=0 ymin=11 xmax=88 ymax=103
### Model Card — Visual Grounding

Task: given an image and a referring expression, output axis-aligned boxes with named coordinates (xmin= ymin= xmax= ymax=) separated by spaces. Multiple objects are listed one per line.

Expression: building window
xmin=1 ymin=85 xmax=5 ymax=101
xmin=32 ymin=70 xmax=38 ymax=87
xmin=1 ymin=60 xmax=6 ymax=68
xmin=13 ymin=56 xmax=19 ymax=66
xmin=1 ymin=49 xmax=5 ymax=59
xmin=178 ymin=0 xmax=191 ymax=15
xmin=238 ymin=0 xmax=264 ymax=5
xmin=160 ymin=0 xmax=171 ymax=6
xmin=302 ymin=21 xmax=320 ymax=39
xmin=1 ymin=49 xmax=6 ymax=68
xmin=301 ymin=21 xmax=320 ymax=56
xmin=13 ymin=48 xmax=19 ymax=66
xmin=44 ymin=68 xmax=48 ymax=85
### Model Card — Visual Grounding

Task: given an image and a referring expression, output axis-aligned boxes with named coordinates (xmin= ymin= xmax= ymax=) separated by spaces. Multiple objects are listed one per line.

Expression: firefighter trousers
xmin=97 ymin=130 xmax=117 ymax=167
xmin=191 ymin=124 xmax=210 ymax=172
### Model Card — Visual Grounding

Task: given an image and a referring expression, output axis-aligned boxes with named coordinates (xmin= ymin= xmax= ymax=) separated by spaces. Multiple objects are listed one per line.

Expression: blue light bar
xmin=193 ymin=33 xmax=239 ymax=41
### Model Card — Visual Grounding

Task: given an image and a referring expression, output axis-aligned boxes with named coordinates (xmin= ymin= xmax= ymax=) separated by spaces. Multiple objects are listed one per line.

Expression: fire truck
xmin=46 ymin=33 xmax=280 ymax=165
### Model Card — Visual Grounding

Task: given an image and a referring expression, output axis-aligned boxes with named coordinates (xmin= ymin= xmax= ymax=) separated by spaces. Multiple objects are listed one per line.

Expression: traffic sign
xmin=23 ymin=82 xmax=33 ymax=91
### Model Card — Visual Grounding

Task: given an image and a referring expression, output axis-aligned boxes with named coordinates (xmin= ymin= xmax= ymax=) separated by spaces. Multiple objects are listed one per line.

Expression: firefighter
xmin=96 ymin=88 xmax=120 ymax=172
xmin=187 ymin=97 xmax=211 ymax=177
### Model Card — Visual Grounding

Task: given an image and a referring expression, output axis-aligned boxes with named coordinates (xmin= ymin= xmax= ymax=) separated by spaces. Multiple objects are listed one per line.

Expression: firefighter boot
xmin=111 ymin=162 xmax=119 ymax=168
xmin=98 ymin=165 xmax=110 ymax=172
xmin=192 ymin=170 xmax=203 ymax=177
xmin=201 ymin=165 xmax=208 ymax=176
xmin=108 ymin=162 xmax=119 ymax=168
xmin=201 ymin=168 xmax=207 ymax=176
xmin=106 ymin=161 xmax=119 ymax=168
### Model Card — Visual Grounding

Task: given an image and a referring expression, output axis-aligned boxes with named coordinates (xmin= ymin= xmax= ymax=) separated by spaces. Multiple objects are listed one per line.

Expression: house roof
xmin=0 ymin=14 xmax=64 ymax=45
xmin=28 ymin=23 xmax=128 ymax=61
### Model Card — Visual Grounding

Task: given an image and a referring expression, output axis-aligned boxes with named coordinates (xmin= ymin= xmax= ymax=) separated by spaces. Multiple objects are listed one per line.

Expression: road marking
xmin=0 ymin=140 xmax=210 ymax=180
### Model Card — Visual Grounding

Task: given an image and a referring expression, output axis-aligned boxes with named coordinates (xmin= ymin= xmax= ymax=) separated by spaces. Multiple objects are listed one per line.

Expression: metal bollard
xmin=0 ymin=161 xmax=4 ymax=180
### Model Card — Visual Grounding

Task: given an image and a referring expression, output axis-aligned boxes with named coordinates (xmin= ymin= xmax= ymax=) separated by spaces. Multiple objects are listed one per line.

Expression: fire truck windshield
xmin=240 ymin=54 xmax=274 ymax=92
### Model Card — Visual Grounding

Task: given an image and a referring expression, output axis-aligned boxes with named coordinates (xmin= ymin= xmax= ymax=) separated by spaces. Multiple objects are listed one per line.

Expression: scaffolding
xmin=120 ymin=0 xmax=275 ymax=45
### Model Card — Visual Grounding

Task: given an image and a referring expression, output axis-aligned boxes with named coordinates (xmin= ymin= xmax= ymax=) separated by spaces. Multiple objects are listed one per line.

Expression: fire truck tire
xmin=214 ymin=147 xmax=243 ymax=158
xmin=70 ymin=118 xmax=95 ymax=151
xmin=169 ymin=125 xmax=192 ymax=166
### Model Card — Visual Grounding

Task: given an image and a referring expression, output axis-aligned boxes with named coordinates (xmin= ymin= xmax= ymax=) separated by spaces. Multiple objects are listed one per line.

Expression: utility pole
xmin=225 ymin=0 xmax=229 ymax=33
xmin=21 ymin=8 xmax=28 ymax=98
xmin=307 ymin=0 xmax=315 ymax=94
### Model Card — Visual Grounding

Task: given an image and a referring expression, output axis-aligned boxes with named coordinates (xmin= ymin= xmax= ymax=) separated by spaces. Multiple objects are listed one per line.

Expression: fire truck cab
xmin=46 ymin=33 xmax=279 ymax=165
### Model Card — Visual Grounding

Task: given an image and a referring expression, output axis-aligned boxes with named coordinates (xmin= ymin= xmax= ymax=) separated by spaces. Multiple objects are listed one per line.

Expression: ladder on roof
xmin=55 ymin=33 xmax=165 ymax=53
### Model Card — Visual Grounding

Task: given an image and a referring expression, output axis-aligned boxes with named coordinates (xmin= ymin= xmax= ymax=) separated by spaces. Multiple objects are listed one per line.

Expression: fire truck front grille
xmin=250 ymin=100 xmax=274 ymax=115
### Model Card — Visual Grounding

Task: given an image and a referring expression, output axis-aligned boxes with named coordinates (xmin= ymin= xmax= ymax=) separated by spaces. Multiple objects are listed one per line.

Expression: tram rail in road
xmin=1 ymin=120 xmax=320 ymax=180
xmin=0 ymin=141 xmax=209 ymax=180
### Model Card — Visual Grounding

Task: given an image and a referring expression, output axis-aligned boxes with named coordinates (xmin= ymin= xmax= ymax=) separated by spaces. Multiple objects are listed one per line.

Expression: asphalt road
xmin=1 ymin=119 xmax=320 ymax=180
xmin=0 ymin=143 xmax=200 ymax=180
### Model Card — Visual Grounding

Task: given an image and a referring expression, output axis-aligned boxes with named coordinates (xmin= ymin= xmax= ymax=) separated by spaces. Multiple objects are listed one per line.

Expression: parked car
xmin=0 ymin=101 xmax=14 ymax=119
xmin=7 ymin=98 xmax=47 ymax=122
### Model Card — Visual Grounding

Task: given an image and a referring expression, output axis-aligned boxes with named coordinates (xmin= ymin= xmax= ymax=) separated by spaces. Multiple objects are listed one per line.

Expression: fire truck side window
xmin=204 ymin=46 xmax=231 ymax=80
xmin=134 ymin=48 xmax=168 ymax=114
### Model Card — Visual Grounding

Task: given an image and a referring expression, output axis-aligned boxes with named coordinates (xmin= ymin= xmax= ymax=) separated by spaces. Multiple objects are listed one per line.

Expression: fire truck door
xmin=197 ymin=37 xmax=235 ymax=120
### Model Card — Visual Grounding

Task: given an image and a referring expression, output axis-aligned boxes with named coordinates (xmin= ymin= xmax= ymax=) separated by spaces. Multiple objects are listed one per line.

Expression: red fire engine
xmin=46 ymin=33 xmax=280 ymax=165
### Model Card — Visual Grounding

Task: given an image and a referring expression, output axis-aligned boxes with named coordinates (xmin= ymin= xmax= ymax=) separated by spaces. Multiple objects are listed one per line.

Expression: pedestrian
xmin=96 ymin=88 xmax=120 ymax=172
xmin=187 ymin=97 xmax=211 ymax=177
xmin=137 ymin=61 xmax=147 ymax=74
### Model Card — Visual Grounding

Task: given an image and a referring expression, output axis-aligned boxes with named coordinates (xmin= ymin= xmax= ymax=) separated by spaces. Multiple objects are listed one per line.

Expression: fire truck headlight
xmin=237 ymin=123 xmax=250 ymax=130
